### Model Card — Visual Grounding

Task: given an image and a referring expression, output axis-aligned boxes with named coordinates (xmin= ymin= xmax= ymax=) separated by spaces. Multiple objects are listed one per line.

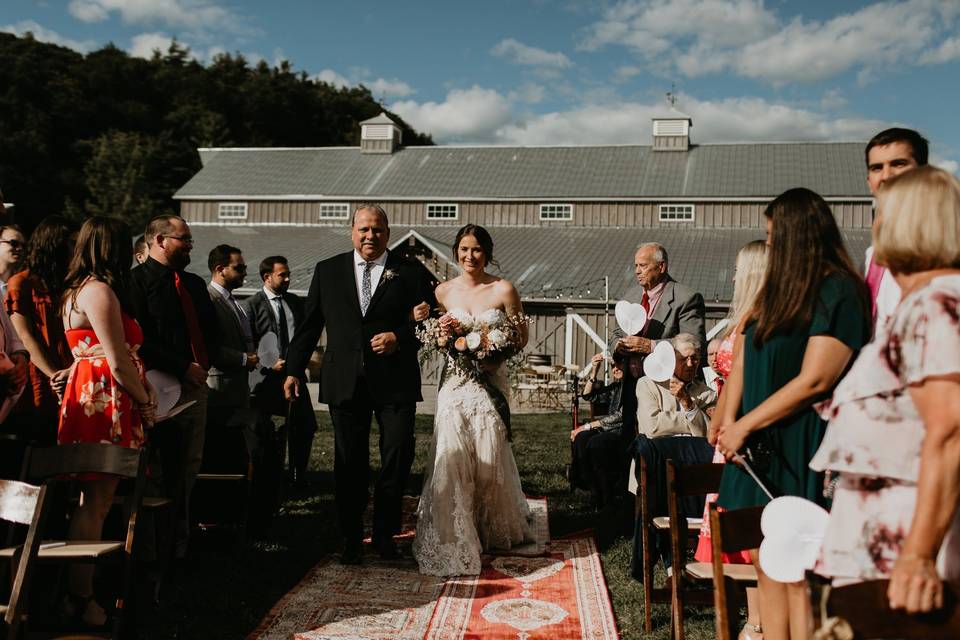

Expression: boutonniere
xmin=382 ymin=268 xmax=398 ymax=281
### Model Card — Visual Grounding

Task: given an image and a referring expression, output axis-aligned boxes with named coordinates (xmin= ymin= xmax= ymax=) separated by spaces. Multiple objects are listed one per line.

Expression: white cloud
xmin=313 ymin=68 xmax=351 ymax=88
xmin=931 ymin=155 xmax=960 ymax=176
xmin=579 ymin=0 xmax=960 ymax=85
xmin=392 ymin=86 xmax=514 ymax=143
xmin=129 ymin=31 xmax=176 ymax=58
xmin=313 ymin=69 xmax=415 ymax=98
xmin=1 ymin=20 xmax=97 ymax=52
xmin=491 ymin=38 xmax=572 ymax=68
xmin=614 ymin=65 xmax=643 ymax=81
xmin=364 ymin=78 xmax=415 ymax=99
xmin=68 ymin=0 xmax=252 ymax=36
xmin=390 ymin=87 xmax=887 ymax=147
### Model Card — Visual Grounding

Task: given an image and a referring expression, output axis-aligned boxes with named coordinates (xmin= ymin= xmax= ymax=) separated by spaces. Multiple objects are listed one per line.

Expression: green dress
xmin=717 ymin=273 xmax=869 ymax=510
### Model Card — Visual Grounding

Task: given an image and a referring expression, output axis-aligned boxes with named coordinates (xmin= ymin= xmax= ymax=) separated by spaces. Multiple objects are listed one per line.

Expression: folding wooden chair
xmin=0 ymin=479 xmax=49 ymax=639
xmin=665 ymin=459 xmax=725 ymax=640
xmin=707 ymin=503 xmax=762 ymax=640
xmin=813 ymin=578 xmax=960 ymax=639
xmin=1 ymin=443 xmax=148 ymax=639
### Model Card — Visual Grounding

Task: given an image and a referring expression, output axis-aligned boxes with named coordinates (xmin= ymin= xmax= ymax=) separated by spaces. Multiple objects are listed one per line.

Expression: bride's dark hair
xmin=452 ymin=224 xmax=499 ymax=268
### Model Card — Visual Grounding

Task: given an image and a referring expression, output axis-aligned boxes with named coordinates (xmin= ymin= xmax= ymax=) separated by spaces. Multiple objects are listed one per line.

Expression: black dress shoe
xmin=340 ymin=542 xmax=363 ymax=565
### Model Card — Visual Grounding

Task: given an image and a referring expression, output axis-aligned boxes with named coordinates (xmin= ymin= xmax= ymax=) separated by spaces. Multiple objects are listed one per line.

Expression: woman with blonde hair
xmin=696 ymin=240 xmax=769 ymax=639
xmin=812 ymin=165 xmax=960 ymax=613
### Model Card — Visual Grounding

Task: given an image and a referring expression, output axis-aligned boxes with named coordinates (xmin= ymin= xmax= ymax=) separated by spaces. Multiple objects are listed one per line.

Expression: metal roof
xmin=176 ymin=142 xmax=871 ymax=201
xmin=186 ymin=224 xmax=872 ymax=304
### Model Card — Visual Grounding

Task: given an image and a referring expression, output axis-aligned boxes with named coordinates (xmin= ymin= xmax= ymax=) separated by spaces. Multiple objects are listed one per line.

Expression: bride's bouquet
xmin=417 ymin=308 xmax=529 ymax=380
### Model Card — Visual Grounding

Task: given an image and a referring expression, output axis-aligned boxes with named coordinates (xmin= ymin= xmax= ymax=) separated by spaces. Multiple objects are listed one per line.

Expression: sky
xmin=3 ymin=0 xmax=959 ymax=171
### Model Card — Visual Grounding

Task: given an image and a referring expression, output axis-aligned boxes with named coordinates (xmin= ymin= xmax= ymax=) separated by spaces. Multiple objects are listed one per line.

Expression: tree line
xmin=0 ymin=32 xmax=432 ymax=233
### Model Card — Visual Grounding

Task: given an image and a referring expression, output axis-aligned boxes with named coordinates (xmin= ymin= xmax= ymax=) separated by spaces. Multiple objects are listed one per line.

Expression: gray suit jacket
xmin=611 ymin=276 xmax=707 ymax=356
xmin=206 ymin=284 xmax=253 ymax=408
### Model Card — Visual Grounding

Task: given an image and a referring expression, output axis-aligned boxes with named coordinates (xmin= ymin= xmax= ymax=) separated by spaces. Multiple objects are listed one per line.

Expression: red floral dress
xmin=694 ymin=330 xmax=752 ymax=563
xmin=58 ymin=313 xmax=146 ymax=450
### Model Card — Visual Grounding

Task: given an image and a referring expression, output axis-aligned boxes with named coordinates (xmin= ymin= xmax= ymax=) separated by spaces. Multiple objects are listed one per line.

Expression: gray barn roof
xmin=186 ymin=225 xmax=872 ymax=304
xmin=177 ymin=142 xmax=871 ymax=201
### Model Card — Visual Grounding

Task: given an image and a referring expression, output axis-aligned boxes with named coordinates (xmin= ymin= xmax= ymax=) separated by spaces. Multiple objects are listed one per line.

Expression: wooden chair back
xmin=637 ymin=456 xmax=667 ymax=632
xmin=818 ymin=579 xmax=960 ymax=639
xmin=665 ymin=460 xmax=725 ymax=640
xmin=709 ymin=503 xmax=764 ymax=640
xmin=27 ymin=443 xmax=147 ymax=638
xmin=0 ymin=479 xmax=49 ymax=637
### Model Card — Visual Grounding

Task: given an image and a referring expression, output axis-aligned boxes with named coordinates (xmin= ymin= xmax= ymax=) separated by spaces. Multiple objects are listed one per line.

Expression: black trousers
xmin=254 ymin=373 xmax=317 ymax=478
xmin=328 ymin=377 xmax=416 ymax=544
xmin=570 ymin=428 xmax=629 ymax=507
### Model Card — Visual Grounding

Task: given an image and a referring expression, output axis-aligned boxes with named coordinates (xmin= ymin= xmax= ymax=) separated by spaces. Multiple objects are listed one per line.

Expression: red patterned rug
xmin=424 ymin=534 xmax=618 ymax=639
xmin=249 ymin=499 xmax=617 ymax=639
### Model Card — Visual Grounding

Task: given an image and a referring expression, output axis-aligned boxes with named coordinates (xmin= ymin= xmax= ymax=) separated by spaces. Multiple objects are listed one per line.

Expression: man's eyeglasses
xmin=0 ymin=239 xmax=24 ymax=249
xmin=162 ymin=235 xmax=193 ymax=244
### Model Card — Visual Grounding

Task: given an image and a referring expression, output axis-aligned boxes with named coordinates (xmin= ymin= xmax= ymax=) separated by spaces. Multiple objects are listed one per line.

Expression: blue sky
xmin=3 ymin=0 xmax=959 ymax=170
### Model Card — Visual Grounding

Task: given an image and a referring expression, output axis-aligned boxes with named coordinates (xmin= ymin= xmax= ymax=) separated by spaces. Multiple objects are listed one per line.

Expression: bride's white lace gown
xmin=413 ymin=308 xmax=533 ymax=576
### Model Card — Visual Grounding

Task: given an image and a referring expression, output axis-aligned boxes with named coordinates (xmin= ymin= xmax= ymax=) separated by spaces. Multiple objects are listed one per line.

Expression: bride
xmin=413 ymin=224 xmax=534 ymax=576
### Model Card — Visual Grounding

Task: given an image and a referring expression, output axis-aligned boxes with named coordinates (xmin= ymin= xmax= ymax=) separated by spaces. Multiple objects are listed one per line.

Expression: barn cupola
xmin=360 ymin=112 xmax=403 ymax=154
xmin=651 ymin=108 xmax=692 ymax=151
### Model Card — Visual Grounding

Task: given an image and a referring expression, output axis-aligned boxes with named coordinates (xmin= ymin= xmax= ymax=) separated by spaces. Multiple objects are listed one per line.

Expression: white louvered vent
xmin=362 ymin=124 xmax=393 ymax=140
xmin=653 ymin=119 xmax=689 ymax=136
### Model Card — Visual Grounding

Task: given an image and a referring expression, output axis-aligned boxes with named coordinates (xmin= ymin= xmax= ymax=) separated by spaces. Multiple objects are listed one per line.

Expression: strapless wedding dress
xmin=413 ymin=308 xmax=533 ymax=576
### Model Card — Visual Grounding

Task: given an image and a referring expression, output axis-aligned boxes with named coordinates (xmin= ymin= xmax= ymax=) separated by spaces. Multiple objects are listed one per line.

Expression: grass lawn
xmin=141 ymin=412 xmax=716 ymax=639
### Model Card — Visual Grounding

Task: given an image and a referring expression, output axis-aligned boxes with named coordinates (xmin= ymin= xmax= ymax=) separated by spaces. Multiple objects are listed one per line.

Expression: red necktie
xmin=641 ymin=291 xmax=651 ymax=314
xmin=174 ymin=271 xmax=209 ymax=369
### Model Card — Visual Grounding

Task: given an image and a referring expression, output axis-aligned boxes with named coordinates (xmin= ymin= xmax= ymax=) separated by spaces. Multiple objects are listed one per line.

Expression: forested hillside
xmin=0 ymin=32 xmax=432 ymax=232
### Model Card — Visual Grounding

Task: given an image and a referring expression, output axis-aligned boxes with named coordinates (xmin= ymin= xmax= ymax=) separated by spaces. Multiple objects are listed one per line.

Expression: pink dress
xmin=694 ymin=330 xmax=751 ymax=564
xmin=811 ymin=275 xmax=960 ymax=581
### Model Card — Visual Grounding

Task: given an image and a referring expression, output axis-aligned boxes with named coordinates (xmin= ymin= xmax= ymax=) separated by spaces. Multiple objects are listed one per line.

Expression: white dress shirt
xmin=353 ymin=249 xmax=389 ymax=305
xmin=263 ymin=285 xmax=296 ymax=339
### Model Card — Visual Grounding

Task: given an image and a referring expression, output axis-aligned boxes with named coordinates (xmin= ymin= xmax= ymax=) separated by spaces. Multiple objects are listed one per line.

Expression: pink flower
xmin=454 ymin=337 xmax=468 ymax=352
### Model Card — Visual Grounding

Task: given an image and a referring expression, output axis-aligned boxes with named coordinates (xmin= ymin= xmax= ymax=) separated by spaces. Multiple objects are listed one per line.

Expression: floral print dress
xmin=811 ymin=274 xmax=960 ymax=581
xmin=58 ymin=313 xmax=146 ymax=451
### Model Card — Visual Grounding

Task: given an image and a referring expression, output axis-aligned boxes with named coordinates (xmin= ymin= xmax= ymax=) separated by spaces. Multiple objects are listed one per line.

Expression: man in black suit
xmin=243 ymin=256 xmax=317 ymax=489
xmin=130 ymin=214 xmax=219 ymax=560
xmin=284 ymin=204 xmax=433 ymax=564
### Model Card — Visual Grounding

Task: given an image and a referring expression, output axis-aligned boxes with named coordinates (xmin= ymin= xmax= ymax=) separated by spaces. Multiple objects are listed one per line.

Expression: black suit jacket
xmin=242 ymin=289 xmax=305 ymax=351
xmin=129 ymin=257 xmax=221 ymax=380
xmin=285 ymin=250 xmax=433 ymax=406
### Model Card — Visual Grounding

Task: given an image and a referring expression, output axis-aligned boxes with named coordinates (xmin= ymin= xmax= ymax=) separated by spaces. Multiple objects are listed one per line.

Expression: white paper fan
xmin=257 ymin=332 xmax=280 ymax=370
xmin=758 ymin=496 xmax=830 ymax=583
xmin=615 ymin=300 xmax=648 ymax=336
xmin=145 ymin=369 xmax=182 ymax=419
xmin=643 ymin=341 xmax=676 ymax=382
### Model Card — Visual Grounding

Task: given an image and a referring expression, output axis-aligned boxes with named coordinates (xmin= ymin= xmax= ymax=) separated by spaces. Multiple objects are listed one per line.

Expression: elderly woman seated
xmin=811 ymin=165 xmax=960 ymax=613
xmin=630 ymin=333 xmax=717 ymax=574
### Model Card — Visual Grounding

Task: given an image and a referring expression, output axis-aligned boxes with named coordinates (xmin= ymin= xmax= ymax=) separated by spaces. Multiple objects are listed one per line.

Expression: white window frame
xmin=318 ymin=202 xmax=350 ymax=220
xmin=539 ymin=203 xmax=573 ymax=221
xmin=217 ymin=202 xmax=248 ymax=220
xmin=658 ymin=203 xmax=695 ymax=222
xmin=426 ymin=203 xmax=459 ymax=220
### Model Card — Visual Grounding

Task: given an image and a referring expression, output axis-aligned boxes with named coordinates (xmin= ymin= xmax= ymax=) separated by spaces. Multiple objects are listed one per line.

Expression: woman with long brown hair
xmin=5 ymin=215 xmax=76 ymax=442
xmin=58 ymin=216 xmax=156 ymax=626
xmin=711 ymin=188 xmax=870 ymax=640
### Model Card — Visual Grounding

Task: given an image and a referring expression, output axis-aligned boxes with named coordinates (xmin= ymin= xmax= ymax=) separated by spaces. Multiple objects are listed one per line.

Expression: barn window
xmin=426 ymin=203 xmax=459 ymax=220
xmin=539 ymin=204 xmax=573 ymax=220
xmin=318 ymin=203 xmax=350 ymax=219
xmin=658 ymin=204 xmax=694 ymax=222
xmin=218 ymin=203 xmax=248 ymax=219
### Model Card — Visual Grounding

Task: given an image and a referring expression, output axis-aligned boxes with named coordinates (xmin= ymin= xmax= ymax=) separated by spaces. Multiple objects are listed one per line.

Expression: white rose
xmin=465 ymin=331 xmax=482 ymax=351
xmin=487 ymin=328 xmax=508 ymax=348
xmin=449 ymin=309 xmax=474 ymax=332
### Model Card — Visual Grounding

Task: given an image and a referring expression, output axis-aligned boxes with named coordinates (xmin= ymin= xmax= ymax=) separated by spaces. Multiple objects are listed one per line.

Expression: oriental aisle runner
xmin=248 ymin=497 xmax=619 ymax=640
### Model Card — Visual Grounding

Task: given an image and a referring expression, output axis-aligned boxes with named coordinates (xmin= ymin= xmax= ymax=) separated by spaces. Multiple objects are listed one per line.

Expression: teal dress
xmin=717 ymin=274 xmax=869 ymax=510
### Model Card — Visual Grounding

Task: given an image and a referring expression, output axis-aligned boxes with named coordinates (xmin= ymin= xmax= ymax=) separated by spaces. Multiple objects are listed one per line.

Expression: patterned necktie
xmin=274 ymin=297 xmax=289 ymax=355
xmin=360 ymin=261 xmax=375 ymax=315
xmin=174 ymin=271 xmax=209 ymax=369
